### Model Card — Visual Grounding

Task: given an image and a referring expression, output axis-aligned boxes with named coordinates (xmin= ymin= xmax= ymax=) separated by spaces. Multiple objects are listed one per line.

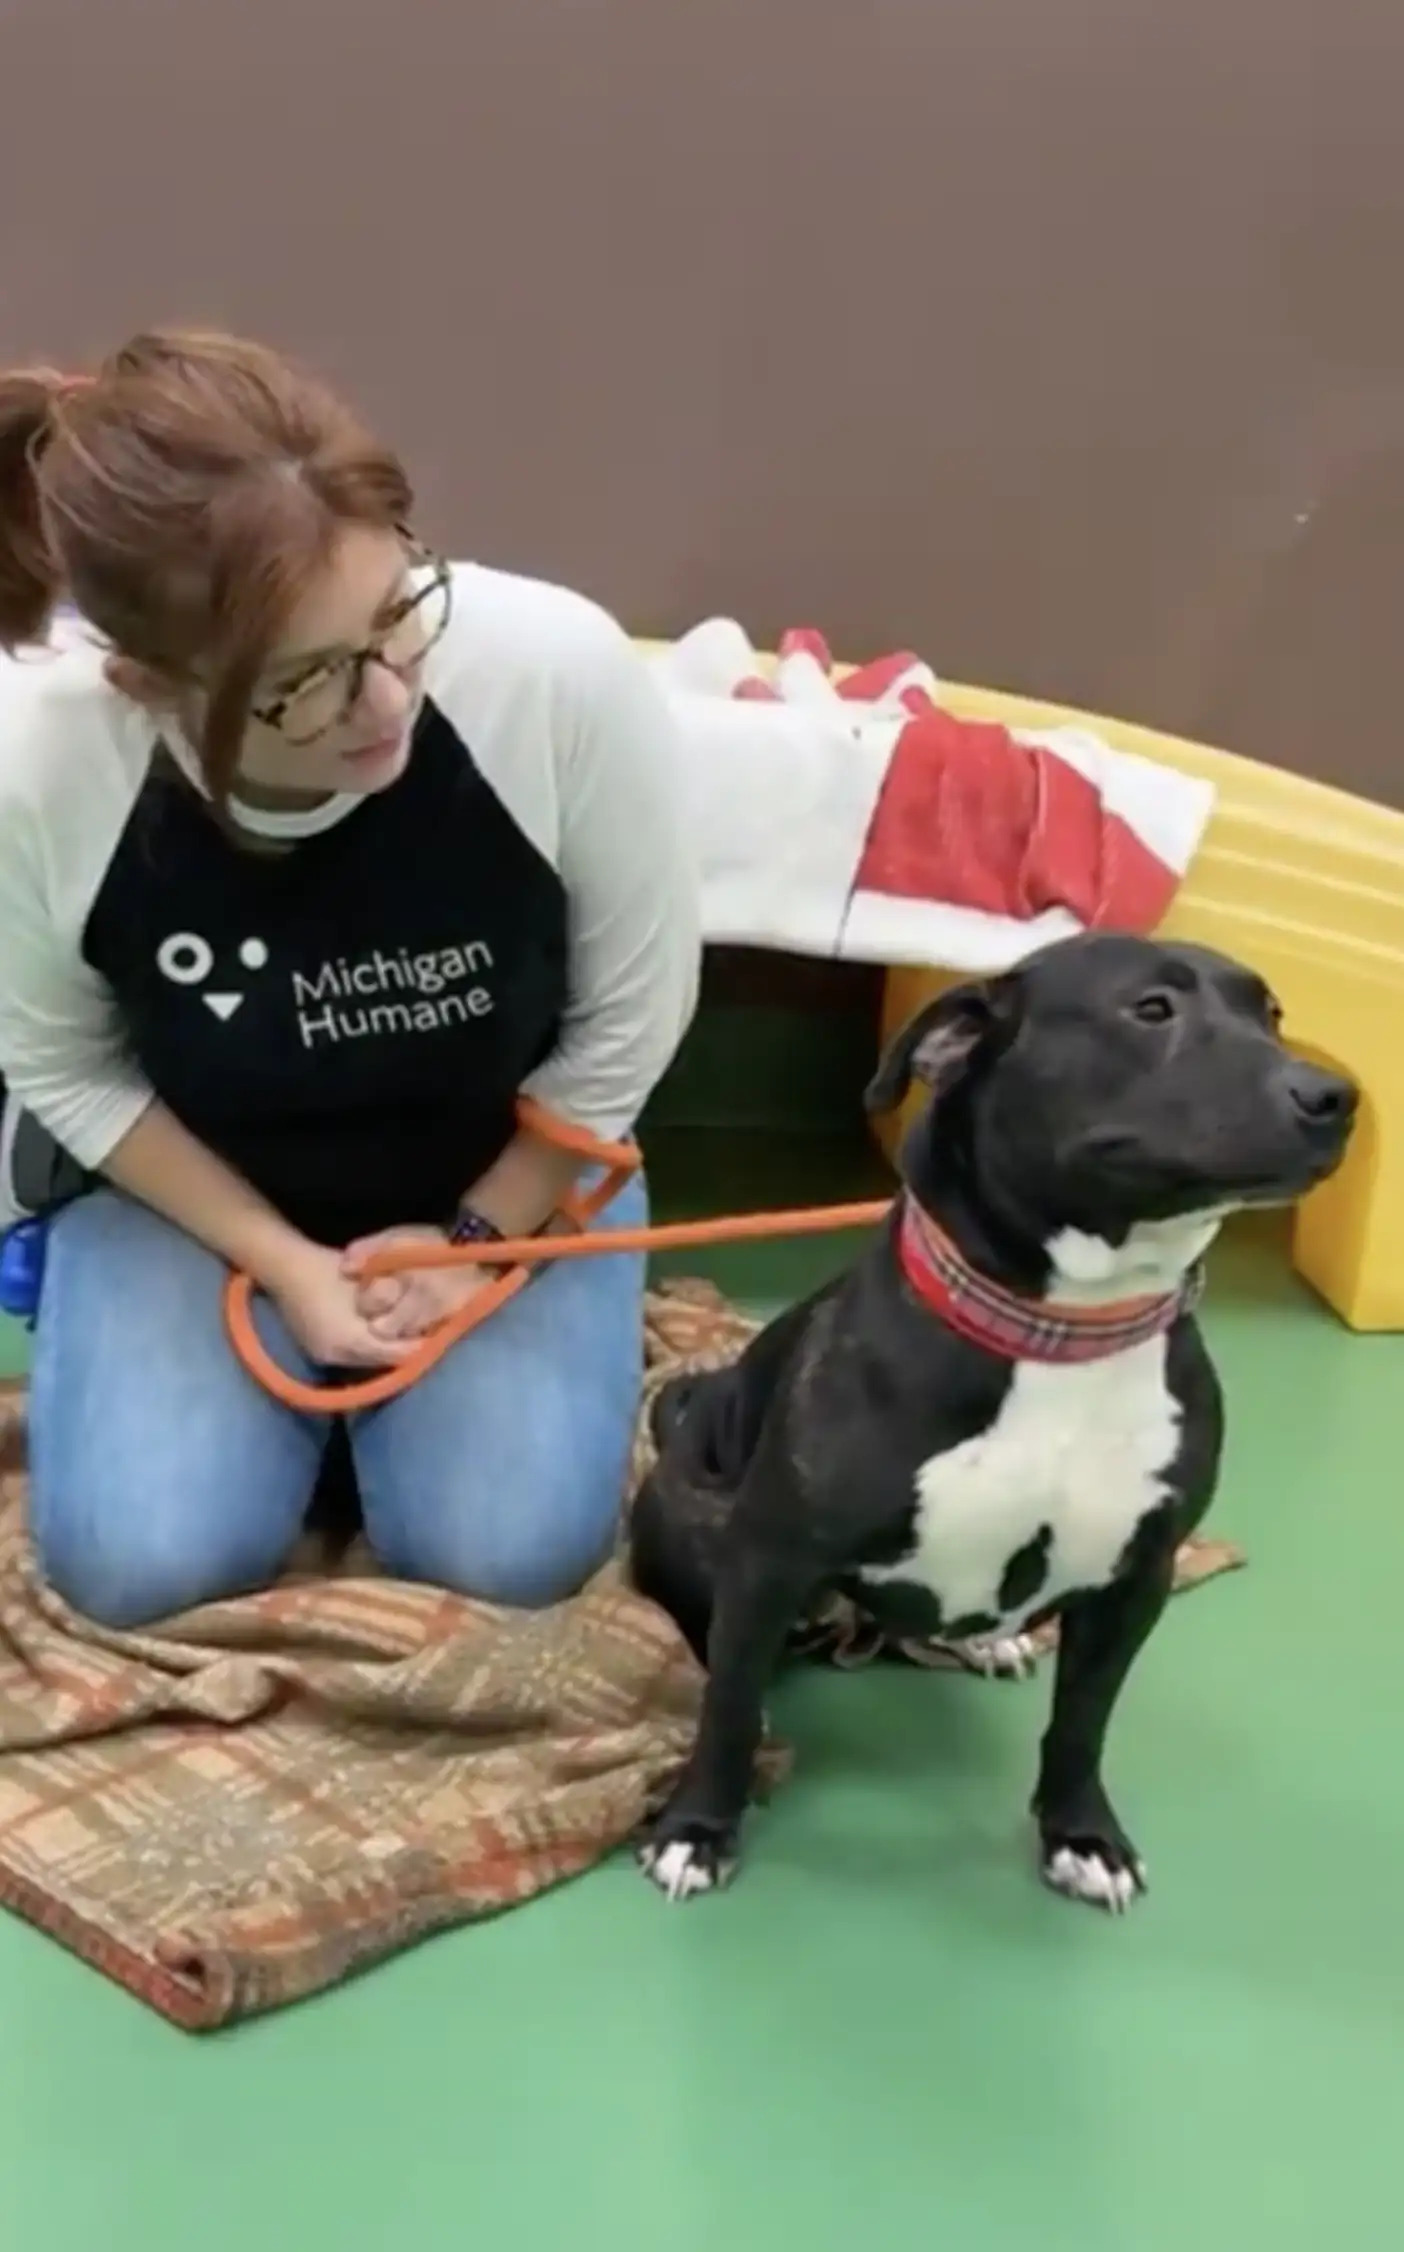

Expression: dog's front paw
xmin=1037 ymin=1789 xmax=1147 ymax=1914
xmin=637 ymin=1813 xmax=741 ymax=1903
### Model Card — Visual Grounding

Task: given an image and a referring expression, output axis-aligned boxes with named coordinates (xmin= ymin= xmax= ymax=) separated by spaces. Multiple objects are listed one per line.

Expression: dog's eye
xmin=1131 ymin=991 xmax=1177 ymax=1026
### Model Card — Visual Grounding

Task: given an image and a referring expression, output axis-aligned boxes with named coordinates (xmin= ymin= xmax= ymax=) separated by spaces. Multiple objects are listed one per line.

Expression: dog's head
xmin=866 ymin=934 xmax=1358 ymax=1253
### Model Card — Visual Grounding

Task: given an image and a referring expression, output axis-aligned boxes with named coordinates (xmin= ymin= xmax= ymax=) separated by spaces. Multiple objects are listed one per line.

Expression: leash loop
xmin=223 ymin=1097 xmax=891 ymax=1412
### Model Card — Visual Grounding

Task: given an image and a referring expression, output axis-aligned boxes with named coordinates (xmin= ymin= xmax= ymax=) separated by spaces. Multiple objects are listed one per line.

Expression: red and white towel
xmin=652 ymin=621 xmax=1215 ymax=969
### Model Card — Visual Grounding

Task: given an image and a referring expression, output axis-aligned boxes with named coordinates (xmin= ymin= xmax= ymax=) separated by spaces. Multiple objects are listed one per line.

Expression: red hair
xmin=0 ymin=329 xmax=413 ymax=802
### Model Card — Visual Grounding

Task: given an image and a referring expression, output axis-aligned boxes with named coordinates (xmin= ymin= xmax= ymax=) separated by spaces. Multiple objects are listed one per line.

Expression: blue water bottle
xmin=0 ymin=1219 xmax=48 ymax=1326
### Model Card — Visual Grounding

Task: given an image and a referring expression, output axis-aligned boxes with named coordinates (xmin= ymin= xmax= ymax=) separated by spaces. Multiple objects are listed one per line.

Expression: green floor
xmin=1 ymin=1141 xmax=1400 ymax=2252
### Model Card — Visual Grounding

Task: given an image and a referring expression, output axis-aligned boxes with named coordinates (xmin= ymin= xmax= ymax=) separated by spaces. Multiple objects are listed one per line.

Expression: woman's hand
xmin=333 ymin=1124 xmax=581 ymax=1344
xmin=340 ymin=1226 xmax=499 ymax=1343
xmin=267 ymin=1240 xmax=419 ymax=1369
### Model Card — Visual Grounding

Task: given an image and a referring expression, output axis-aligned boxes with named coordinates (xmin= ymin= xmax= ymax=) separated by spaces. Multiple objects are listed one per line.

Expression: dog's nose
xmin=1285 ymin=1065 xmax=1359 ymax=1126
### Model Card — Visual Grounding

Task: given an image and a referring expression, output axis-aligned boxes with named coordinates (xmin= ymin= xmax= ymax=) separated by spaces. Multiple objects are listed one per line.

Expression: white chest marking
xmin=861 ymin=1336 xmax=1182 ymax=1631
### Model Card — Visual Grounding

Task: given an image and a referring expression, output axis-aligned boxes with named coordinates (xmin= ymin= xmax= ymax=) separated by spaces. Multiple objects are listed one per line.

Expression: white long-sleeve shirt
xmin=0 ymin=565 xmax=700 ymax=1242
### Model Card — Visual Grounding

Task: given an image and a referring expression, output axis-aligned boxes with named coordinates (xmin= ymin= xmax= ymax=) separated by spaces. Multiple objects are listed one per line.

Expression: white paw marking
xmin=638 ymin=1838 xmax=732 ymax=1902
xmin=960 ymin=1631 xmax=1037 ymax=1679
xmin=1043 ymin=1845 xmax=1146 ymax=1914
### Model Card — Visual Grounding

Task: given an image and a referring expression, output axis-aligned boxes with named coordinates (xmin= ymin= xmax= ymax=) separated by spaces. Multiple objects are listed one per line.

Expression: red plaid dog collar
xmin=897 ymin=1197 xmax=1202 ymax=1364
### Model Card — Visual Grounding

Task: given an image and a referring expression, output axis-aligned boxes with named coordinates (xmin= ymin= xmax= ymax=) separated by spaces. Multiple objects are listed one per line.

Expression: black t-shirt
xmin=0 ymin=565 xmax=699 ymax=1241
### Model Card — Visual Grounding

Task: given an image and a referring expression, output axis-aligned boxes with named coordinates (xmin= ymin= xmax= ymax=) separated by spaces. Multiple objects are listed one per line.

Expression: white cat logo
xmin=156 ymin=932 xmax=270 ymax=1021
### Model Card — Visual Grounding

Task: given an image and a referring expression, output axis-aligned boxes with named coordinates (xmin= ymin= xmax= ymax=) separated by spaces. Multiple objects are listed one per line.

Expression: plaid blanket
xmin=0 ymin=1283 xmax=1241 ymax=2027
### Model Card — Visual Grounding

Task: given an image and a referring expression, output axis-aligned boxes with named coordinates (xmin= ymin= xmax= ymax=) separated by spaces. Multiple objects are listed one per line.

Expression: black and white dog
xmin=631 ymin=933 xmax=1357 ymax=1911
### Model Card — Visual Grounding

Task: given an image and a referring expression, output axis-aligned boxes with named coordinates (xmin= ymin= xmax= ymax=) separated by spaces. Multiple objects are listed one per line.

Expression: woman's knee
xmin=28 ymin=1191 xmax=322 ymax=1625
xmin=34 ymin=1504 xmax=269 ymax=1630
xmin=32 ymin=1442 xmax=318 ymax=1627
xmin=423 ymin=1526 xmax=616 ymax=1610
xmin=355 ymin=1182 xmax=646 ymax=1606
xmin=361 ymin=1410 xmax=630 ymax=1608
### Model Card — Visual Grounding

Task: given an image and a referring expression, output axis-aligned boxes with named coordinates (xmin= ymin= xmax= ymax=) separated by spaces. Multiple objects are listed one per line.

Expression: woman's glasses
xmin=251 ymin=542 xmax=453 ymax=747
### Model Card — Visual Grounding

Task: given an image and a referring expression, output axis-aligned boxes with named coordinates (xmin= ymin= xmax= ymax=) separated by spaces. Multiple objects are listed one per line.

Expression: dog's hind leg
xmin=639 ymin=1539 xmax=818 ymax=1901
xmin=629 ymin=1358 xmax=772 ymax=1662
xmin=629 ymin=1464 xmax=727 ymax=1664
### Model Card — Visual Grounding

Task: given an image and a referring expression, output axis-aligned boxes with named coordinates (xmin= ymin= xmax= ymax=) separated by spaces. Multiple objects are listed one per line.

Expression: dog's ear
xmin=864 ymin=976 xmax=1018 ymax=1115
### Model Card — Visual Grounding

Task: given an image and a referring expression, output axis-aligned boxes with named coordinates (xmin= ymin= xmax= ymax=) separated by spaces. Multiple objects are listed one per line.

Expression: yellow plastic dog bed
xmin=878 ymin=683 xmax=1404 ymax=1333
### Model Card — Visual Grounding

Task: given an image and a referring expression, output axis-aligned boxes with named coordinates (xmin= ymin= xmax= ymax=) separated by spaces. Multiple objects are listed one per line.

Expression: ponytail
xmin=0 ymin=369 xmax=66 ymax=652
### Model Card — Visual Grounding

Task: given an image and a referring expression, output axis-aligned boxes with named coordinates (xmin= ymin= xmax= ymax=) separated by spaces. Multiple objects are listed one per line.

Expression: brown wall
xmin=5 ymin=0 xmax=1404 ymax=801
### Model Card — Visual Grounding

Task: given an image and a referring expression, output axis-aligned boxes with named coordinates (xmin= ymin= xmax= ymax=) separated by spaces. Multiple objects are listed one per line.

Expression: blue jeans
xmin=27 ymin=1175 xmax=648 ymax=1628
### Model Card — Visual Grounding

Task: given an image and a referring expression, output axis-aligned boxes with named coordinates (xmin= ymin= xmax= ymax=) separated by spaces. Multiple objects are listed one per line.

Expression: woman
xmin=0 ymin=329 xmax=699 ymax=1628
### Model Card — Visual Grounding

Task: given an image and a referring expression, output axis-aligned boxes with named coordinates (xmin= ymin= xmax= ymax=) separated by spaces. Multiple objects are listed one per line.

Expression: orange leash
xmin=223 ymin=1096 xmax=892 ymax=1414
